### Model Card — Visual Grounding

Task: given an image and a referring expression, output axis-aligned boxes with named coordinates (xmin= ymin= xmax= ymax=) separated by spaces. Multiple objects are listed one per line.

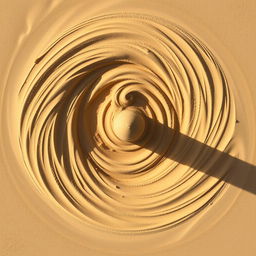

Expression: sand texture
xmin=1 ymin=1 xmax=256 ymax=256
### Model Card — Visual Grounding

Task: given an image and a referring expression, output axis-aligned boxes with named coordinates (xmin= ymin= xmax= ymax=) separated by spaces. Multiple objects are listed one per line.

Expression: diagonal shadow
xmin=135 ymin=116 xmax=256 ymax=195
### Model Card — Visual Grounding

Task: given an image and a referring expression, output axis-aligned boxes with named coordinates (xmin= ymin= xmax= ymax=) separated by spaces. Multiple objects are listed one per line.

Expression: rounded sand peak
xmin=112 ymin=108 xmax=146 ymax=142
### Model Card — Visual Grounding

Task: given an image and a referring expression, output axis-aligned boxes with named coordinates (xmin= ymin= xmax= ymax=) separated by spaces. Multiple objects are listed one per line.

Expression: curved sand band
xmin=19 ymin=13 xmax=237 ymax=234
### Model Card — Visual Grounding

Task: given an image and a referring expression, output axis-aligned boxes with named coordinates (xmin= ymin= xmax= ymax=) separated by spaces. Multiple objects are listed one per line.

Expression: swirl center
xmin=112 ymin=108 xmax=146 ymax=142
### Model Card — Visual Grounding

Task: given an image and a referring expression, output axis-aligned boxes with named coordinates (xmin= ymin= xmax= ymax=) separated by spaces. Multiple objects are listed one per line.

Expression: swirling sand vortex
xmin=19 ymin=13 xmax=236 ymax=233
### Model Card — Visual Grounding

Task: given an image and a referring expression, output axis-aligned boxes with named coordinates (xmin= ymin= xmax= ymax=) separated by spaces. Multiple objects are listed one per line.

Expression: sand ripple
xmin=19 ymin=13 xmax=236 ymax=233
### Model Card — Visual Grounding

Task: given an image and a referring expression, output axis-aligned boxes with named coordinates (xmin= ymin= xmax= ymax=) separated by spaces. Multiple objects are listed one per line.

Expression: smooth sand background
xmin=1 ymin=0 xmax=256 ymax=255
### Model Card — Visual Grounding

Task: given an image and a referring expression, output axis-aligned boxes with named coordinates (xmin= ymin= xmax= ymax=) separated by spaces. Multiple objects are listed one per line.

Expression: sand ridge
xmin=1 ymin=1 xmax=256 ymax=256
xmin=19 ymin=14 xmax=236 ymax=233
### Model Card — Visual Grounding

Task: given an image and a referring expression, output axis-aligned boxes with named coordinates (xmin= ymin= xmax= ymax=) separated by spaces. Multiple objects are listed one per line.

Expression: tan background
xmin=0 ymin=0 xmax=255 ymax=255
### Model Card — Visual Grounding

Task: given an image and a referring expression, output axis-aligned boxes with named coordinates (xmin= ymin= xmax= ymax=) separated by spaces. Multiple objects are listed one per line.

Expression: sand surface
xmin=1 ymin=0 xmax=256 ymax=255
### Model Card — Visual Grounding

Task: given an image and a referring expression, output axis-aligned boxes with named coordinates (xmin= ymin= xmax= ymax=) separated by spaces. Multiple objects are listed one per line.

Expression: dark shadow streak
xmin=135 ymin=116 xmax=256 ymax=195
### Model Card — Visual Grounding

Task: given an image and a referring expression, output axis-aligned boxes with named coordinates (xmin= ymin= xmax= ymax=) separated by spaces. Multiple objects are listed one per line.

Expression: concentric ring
xmin=19 ymin=13 xmax=236 ymax=233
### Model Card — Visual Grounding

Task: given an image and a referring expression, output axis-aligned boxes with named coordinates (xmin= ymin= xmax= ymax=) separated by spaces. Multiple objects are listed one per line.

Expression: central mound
xmin=112 ymin=108 xmax=146 ymax=142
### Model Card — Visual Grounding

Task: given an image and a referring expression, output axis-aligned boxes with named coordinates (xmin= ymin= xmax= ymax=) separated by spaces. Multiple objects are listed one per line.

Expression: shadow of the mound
xmin=135 ymin=116 xmax=256 ymax=195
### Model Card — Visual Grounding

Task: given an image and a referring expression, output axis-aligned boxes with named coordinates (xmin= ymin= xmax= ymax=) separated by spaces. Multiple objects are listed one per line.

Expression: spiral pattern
xmin=19 ymin=13 xmax=236 ymax=233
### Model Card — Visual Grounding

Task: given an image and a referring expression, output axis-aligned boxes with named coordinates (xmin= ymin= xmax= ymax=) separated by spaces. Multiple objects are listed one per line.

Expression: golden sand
xmin=1 ymin=1 xmax=256 ymax=255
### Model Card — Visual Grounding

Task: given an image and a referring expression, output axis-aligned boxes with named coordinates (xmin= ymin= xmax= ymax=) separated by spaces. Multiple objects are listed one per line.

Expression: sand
xmin=1 ymin=0 xmax=256 ymax=255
